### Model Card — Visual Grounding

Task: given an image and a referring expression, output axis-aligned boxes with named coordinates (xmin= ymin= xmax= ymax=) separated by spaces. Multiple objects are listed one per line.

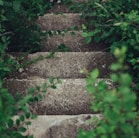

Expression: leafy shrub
xmin=0 ymin=30 xmax=60 ymax=138
xmin=0 ymin=76 xmax=60 ymax=138
xmin=63 ymin=0 xmax=139 ymax=92
xmin=0 ymin=33 xmax=60 ymax=137
xmin=0 ymin=0 xmax=53 ymax=52
xmin=77 ymin=47 xmax=139 ymax=138
xmin=0 ymin=1 xmax=60 ymax=137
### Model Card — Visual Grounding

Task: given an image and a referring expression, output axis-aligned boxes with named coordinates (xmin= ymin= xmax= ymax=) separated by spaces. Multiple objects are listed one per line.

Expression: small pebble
xmin=18 ymin=68 xmax=24 ymax=73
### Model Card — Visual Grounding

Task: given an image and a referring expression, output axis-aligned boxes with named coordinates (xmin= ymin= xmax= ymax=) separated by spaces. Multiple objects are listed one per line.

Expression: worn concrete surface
xmin=37 ymin=13 xmax=85 ymax=30
xmin=41 ymin=31 xmax=108 ymax=52
xmin=5 ymin=78 xmax=113 ymax=115
xmin=25 ymin=114 xmax=101 ymax=138
xmin=8 ymin=52 xmax=114 ymax=79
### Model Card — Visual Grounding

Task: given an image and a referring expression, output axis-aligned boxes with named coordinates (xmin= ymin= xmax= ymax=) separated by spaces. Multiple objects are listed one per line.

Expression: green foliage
xmin=0 ymin=0 xmax=52 ymax=52
xmin=0 ymin=76 xmax=60 ymax=138
xmin=0 ymin=1 xmax=60 ymax=137
xmin=0 ymin=33 xmax=60 ymax=137
xmin=56 ymin=44 xmax=71 ymax=52
xmin=77 ymin=47 xmax=139 ymax=138
xmin=63 ymin=0 xmax=139 ymax=91
xmin=0 ymin=34 xmax=60 ymax=137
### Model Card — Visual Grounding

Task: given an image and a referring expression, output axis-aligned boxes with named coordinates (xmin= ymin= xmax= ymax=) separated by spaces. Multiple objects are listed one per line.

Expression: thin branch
xmin=0 ymin=32 xmax=14 ymax=37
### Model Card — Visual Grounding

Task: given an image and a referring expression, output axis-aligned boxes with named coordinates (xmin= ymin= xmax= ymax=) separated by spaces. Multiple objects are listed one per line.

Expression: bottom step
xmin=24 ymin=114 xmax=101 ymax=138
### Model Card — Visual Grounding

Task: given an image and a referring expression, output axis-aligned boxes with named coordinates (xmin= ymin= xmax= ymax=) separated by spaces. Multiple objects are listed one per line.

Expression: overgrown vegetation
xmin=62 ymin=0 xmax=139 ymax=137
xmin=63 ymin=0 xmax=139 ymax=91
xmin=0 ymin=0 xmax=60 ymax=137
xmin=0 ymin=0 xmax=139 ymax=137
xmin=0 ymin=0 xmax=53 ymax=52
xmin=78 ymin=47 xmax=139 ymax=138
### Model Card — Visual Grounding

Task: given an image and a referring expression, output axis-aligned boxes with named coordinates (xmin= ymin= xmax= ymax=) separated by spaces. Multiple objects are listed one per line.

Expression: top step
xmin=36 ymin=13 xmax=85 ymax=31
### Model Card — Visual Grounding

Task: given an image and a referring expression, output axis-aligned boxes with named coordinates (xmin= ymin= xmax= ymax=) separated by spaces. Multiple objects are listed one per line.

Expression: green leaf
xmin=110 ymin=74 xmax=119 ymax=82
xmin=95 ymin=2 xmax=109 ymax=13
xmin=106 ymin=110 xmax=119 ymax=125
xmin=86 ymin=78 xmax=93 ymax=85
xmin=90 ymin=69 xmax=99 ymax=80
xmin=81 ymin=32 xmax=88 ymax=37
xmin=0 ymin=0 xmax=3 ymax=6
xmin=49 ymin=77 xmax=54 ymax=84
xmin=19 ymin=115 xmax=25 ymax=121
xmin=86 ymin=84 xmax=95 ymax=93
xmin=13 ymin=1 xmax=21 ymax=12
xmin=97 ymin=126 xmax=106 ymax=134
xmin=82 ymin=24 xmax=87 ymax=30
xmin=35 ymin=94 xmax=42 ymax=101
xmin=35 ymin=85 xmax=40 ymax=91
xmin=121 ymin=123 xmax=134 ymax=134
xmin=25 ymin=121 xmax=31 ymax=126
xmin=28 ymin=135 xmax=34 ymax=138
xmin=57 ymin=77 xmax=62 ymax=83
xmin=19 ymin=94 xmax=32 ymax=105
xmin=110 ymin=63 xmax=121 ymax=71
xmin=31 ymin=114 xmax=37 ymax=119
xmin=70 ymin=31 xmax=75 ymax=36
xmin=8 ymin=119 xmax=14 ymax=128
xmin=25 ymin=112 xmax=30 ymax=119
xmin=51 ymin=85 xmax=57 ymax=89
xmin=28 ymin=88 xmax=35 ymax=94
xmin=16 ymin=119 xmax=20 ymax=126
xmin=85 ymin=37 xmax=92 ymax=44
xmin=18 ymin=127 xmax=26 ymax=132
xmin=0 ymin=97 xmax=2 ymax=111
xmin=120 ymin=74 xmax=132 ymax=86
xmin=21 ymin=105 xmax=28 ymax=113
xmin=43 ymin=83 xmax=47 ymax=89
xmin=88 ymin=31 xmax=94 ymax=37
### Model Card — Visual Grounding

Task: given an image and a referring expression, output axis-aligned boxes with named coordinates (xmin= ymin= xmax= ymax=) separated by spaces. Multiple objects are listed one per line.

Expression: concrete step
xmin=5 ymin=78 xmax=113 ymax=115
xmin=36 ymin=13 xmax=85 ymax=30
xmin=8 ymin=52 xmax=114 ymax=79
xmin=41 ymin=31 xmax=108 ymax=52
xmin=24 ymin=114 xmax=101 ymax=138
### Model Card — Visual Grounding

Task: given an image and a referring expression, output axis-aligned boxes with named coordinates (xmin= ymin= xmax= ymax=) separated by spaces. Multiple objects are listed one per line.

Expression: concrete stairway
xmin=5 ymin=1 xmax=114 ymax=138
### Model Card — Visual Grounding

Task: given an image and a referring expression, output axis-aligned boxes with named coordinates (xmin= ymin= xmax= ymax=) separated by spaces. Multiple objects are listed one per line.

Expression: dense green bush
xmin=0 ymin=34 xmax=60 ymax=137
xmin=61 ymin=1 xmax=139 ymax=137
xmin=0 ymin=1 xmax=60 ymax=137
xmin=78 ymin=47 xmax=139 ymax=138
xmin=63 ymin=0 xmax=139 ymax=92
xmin=0 ymin=0 xmax=53 ymax=52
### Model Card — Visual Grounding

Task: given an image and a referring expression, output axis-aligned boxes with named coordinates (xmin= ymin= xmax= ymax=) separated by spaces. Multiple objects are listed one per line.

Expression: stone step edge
xmin=5 ymin=78 xmax=112 ymax=82
xmin=41 ymin=31 xmax=109 ymax=52
xmin=18 ymin=114 xmax=101 ymax=138
xmin=7 ymin=52 xmax=114 ymax=79
xmin=36 ymin=13 xmax=86 ymax=31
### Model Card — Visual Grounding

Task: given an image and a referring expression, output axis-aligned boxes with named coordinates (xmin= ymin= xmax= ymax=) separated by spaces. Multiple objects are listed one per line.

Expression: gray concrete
xmin=41 ymin=31 xmax=108 ymax=52
xmin=36 ymin=13 xmax=85 ymax=30
xmin=5 ymin=78 xmax=113 ymax=115
xmin=24 ymin=114 xmax=101 ymax=138
xmin=8 ymin=52 xmax=114 ymax=79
